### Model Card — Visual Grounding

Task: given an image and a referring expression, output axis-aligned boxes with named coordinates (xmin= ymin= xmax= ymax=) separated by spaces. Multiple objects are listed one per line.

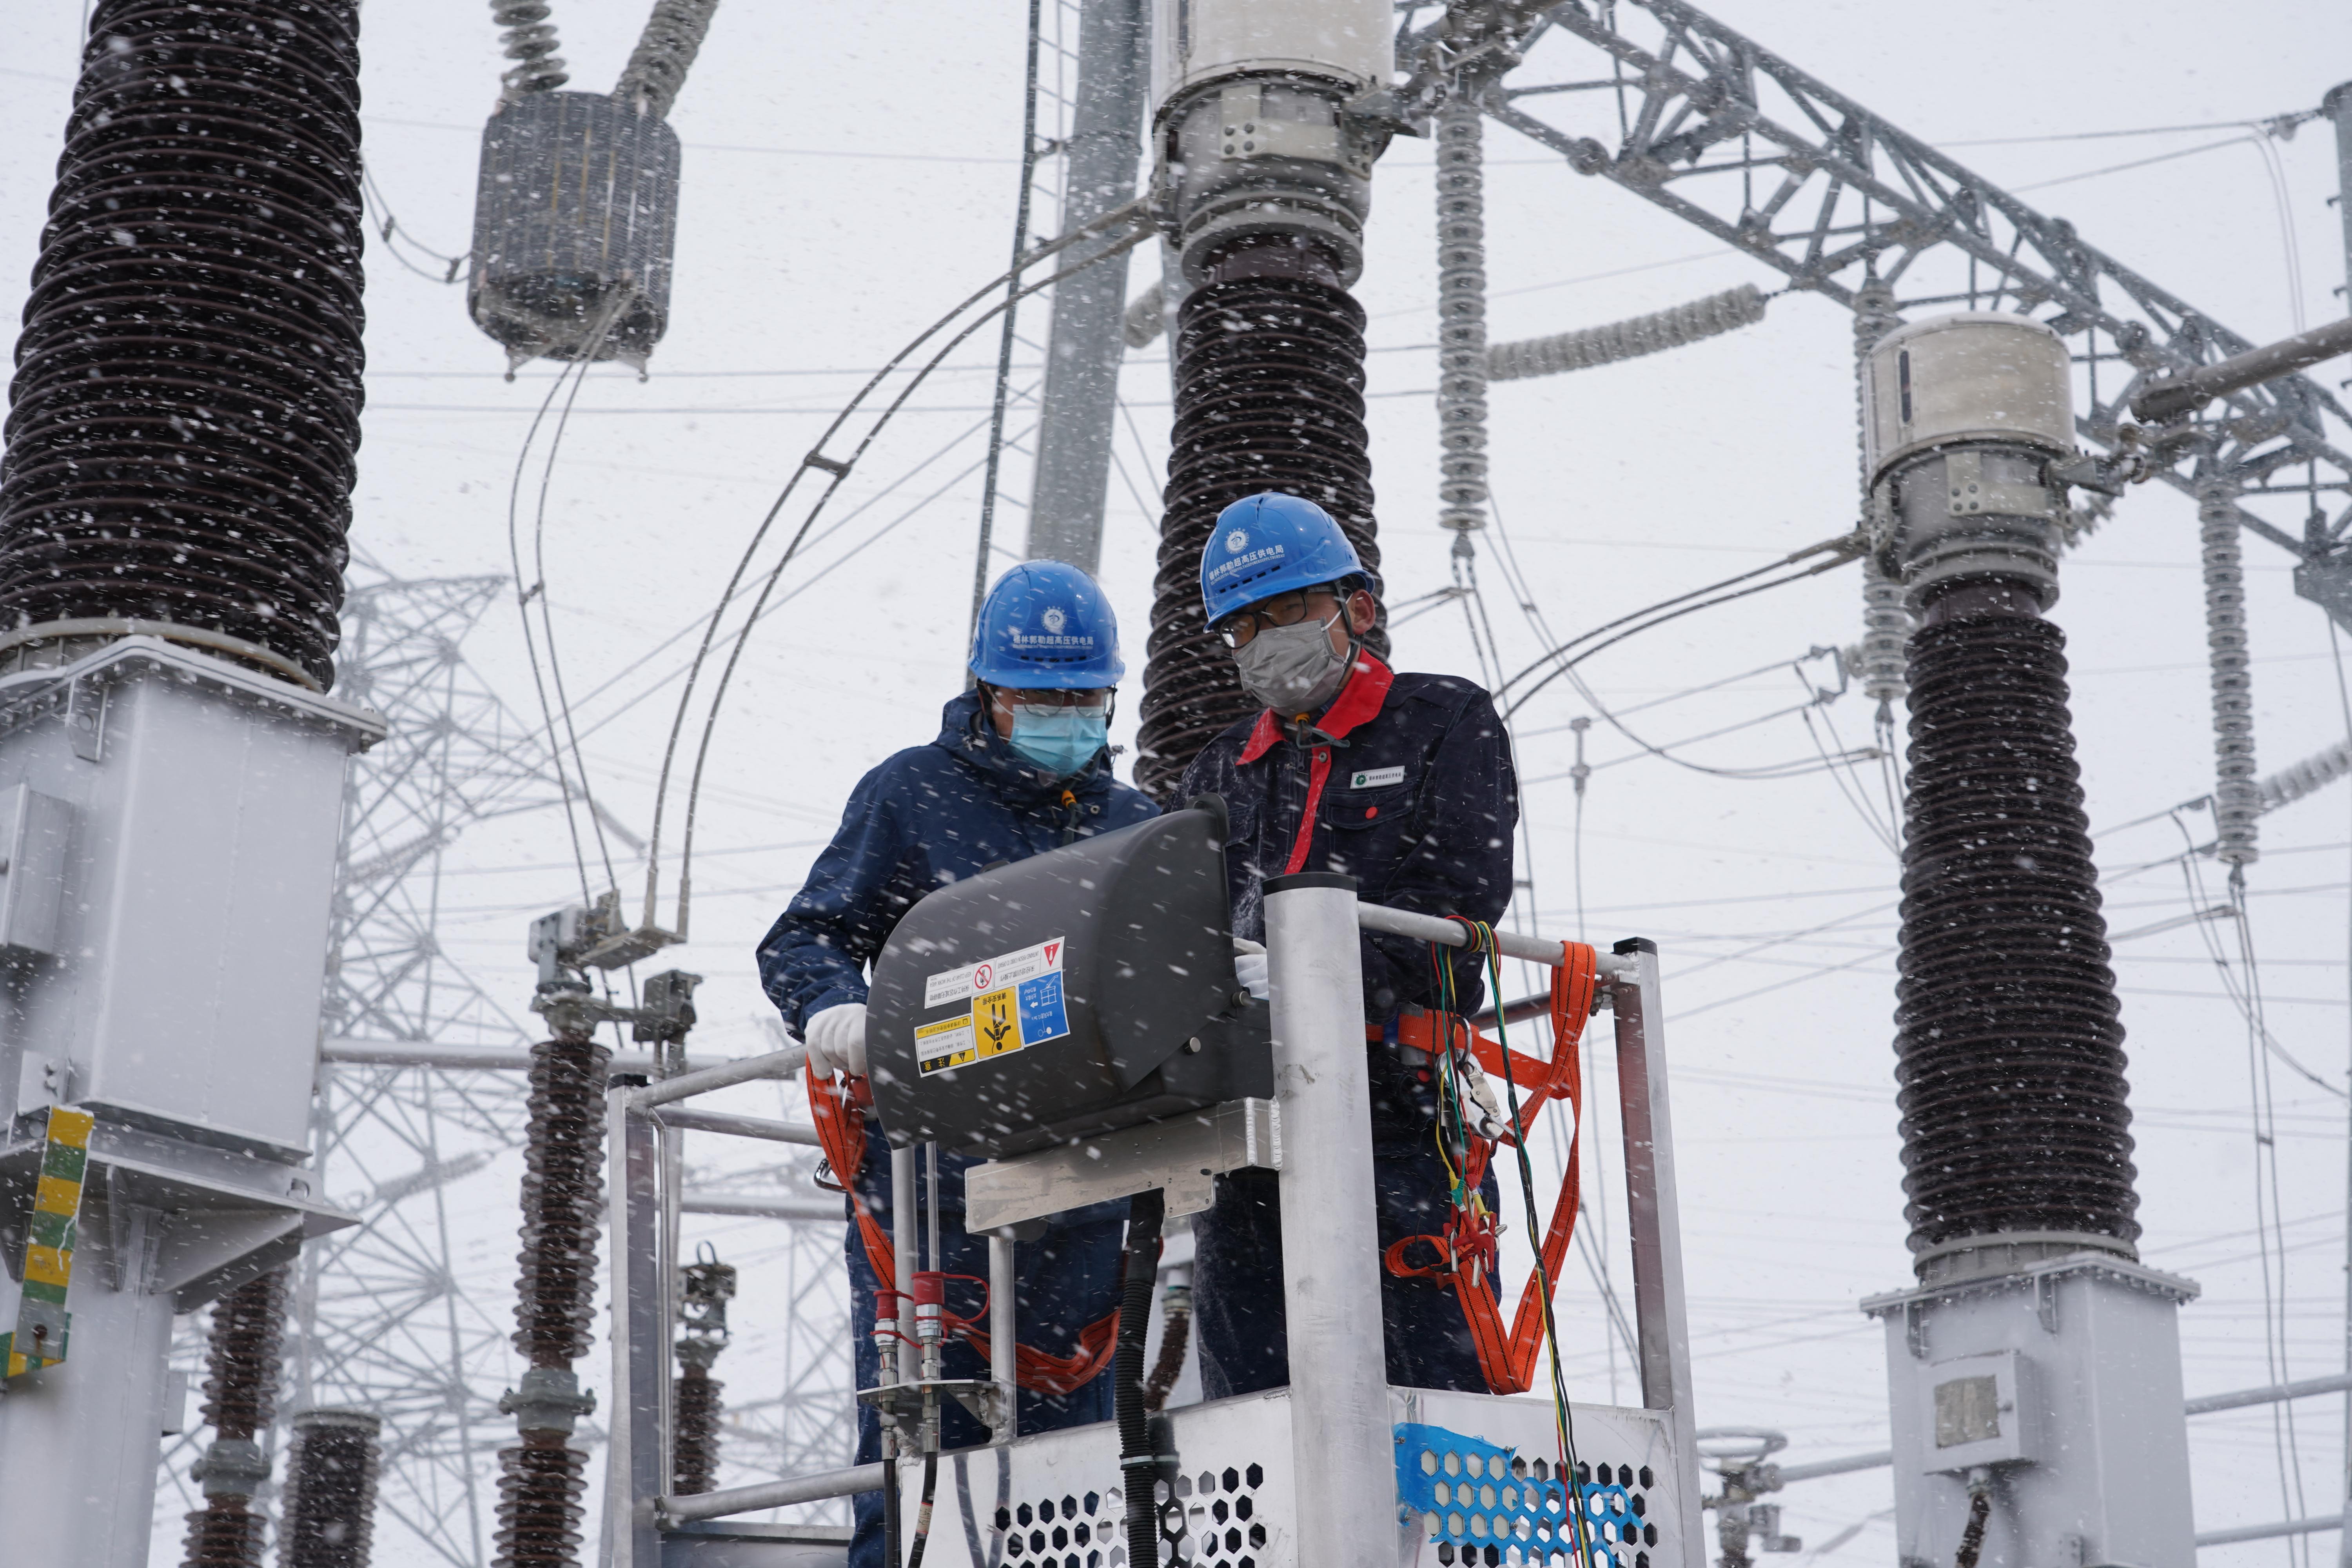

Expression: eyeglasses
xmin=1214 ymin=588 xmax=1341 ymax=649
xmin=995 ymin=687 xmax=1112 ymax=711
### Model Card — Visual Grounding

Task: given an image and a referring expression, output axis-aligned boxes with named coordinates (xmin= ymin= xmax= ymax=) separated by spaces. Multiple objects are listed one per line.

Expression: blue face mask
xmin=1007 ymin=703 xmax=1109 ymax=777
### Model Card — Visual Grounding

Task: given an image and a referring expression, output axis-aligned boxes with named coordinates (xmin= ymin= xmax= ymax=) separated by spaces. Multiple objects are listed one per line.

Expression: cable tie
xmin=804 ymin=452 xmax=851 ymax=477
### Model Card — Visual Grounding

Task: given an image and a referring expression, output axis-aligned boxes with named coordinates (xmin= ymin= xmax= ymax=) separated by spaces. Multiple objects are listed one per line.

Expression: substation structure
xmin=4 ymin=0 xmax=2352 ymax=1566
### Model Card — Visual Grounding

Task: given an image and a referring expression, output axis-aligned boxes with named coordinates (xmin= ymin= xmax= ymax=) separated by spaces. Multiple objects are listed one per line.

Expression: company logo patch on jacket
xmin=1349 ymin=766 xmax=1406 ymax=789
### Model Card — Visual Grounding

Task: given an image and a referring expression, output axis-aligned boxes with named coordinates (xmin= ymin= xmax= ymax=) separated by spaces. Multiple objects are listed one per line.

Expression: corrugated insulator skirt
xmin=0 ymin=0 xmax=366 ymax=688
xmin=1136 ymin=275 xmax=1386 ymax=800
xmin=1895 ymin=608 xmax=2138 ymax=1258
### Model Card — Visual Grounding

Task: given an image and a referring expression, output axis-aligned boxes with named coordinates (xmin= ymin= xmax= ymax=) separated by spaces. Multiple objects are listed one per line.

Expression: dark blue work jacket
xmin=758 ymin=690 xmax=1158 ymax=1031
xmin=1177 ymin=652 xmax=1519 ymax=1127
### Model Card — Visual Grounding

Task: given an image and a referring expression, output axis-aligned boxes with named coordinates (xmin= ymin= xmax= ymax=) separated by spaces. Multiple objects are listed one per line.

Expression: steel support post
xmin=0 ymin=1197 xmax=173 ymax=1568
xmin=990 ymin=1232 xmax=1018 ymax=1443
xmin=1024 ymin=0 xmax=1149 ymax=571
xmin=1609 ymin=938 xmax=1704 ymax=1558
xmin=604 ymin=1091 xmax=663 ymax=1568
xmin=1262 ymin=872 xmax=1395 ymax=1568
xmin=891 ymin=1143 xmax=919 ymax=1388
xmin=2332 ymin=80 xmax=2352 ymax=1567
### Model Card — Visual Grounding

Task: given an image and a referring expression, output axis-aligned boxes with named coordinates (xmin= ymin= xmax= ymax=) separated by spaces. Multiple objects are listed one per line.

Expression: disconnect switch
xmin=0 ymin=784 xmax=73 ymax=956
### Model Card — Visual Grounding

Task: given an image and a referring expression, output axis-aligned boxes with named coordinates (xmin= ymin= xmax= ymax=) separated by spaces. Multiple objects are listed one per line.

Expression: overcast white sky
xmin=9 ymin=1 xmax=2352 ymax=1561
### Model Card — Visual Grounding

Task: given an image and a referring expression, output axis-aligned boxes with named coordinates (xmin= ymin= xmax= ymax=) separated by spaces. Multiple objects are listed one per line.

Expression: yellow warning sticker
xmin=971 ymin=985 xmax=1025 ymax=1064
xmin=915 ymin=1014 xmax=977 ymax=1076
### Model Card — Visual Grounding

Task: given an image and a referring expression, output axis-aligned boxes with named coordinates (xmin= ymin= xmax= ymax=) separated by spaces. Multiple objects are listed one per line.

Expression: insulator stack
xmin=1135 ymin=245 xmax=1387 ymax=799
xmin=490 ymin=0 xmax=568 ymax=95
xmin=1862 ymin=313 xmax=2138 ymax=1279
xmin=672 ymin=1247 xmax=735 ymax=1495
xmin=494 ymin=1033 xmax=609 ymax=1568
xmin=1850 ymin=280 xmax=1911 ymax=716
xmin=1485 ymin=283 xmax=1767 ymax=382
xmin=2198 ymin=480 xmax=2258 ymax=865
xmin=672 ymin=1365 xmax=723 ymax=1495
xmin=0 ymin=0 xmax=366 ymax=691
xmin=281 ymin=1408 xmax=383 ymax=1568
xmin=615 ymin=0 xmax=722 ymax=122
xmin=1434 ymin=93 xmax=1489 ymax=534
xmin=182 ymin=1267 xmax=293 ymax=1568
xmin=1895 ymin=600 xmax=2136 ymax=1261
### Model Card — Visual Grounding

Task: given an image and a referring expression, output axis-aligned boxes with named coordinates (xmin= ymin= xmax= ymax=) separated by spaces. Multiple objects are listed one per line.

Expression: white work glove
xmin=802 ymin=1002 xmax=869 ymax=1078
xmin=1232 ymin=938 xmax=1270 ymax=1000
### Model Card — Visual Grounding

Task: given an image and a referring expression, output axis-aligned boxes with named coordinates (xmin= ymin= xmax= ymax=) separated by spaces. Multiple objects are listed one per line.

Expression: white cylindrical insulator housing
xmin=1862 ymin=312 xmax=2075 ymax=488
xmin=2199 ymin=481 xmax=2259 ymax=866
xmin=1148 ymin=0 xmax=1394 ymax=285
xmin=1262 ymin=873 xmax=1396 ymax=1568
xmin=1862 ymin=313 xmax=2076 ymax=608
xmin=1435 ymin=93 xmax=1487 ymax=532
xmin=1151 ymin=0 xmax=1392 ymax=107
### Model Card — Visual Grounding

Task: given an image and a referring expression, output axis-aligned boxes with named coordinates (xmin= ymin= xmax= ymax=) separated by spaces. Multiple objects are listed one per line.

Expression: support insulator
xmin=1485 ymin=283 xmax=1767 ymax=382
xmin=2198 ymin=480 xmax=2259 ymax=866
xmin=0 ymin=0 xmax=366 ymax=691
xmin=1895 ymin=593 xmax=2137 ymax=1275
xmin=280 ymin=1408 xmax=383 ymax=1568
xmin=491 ymin=0 xmax=569 ymax=96
xmin=1135 ymin=242 xmax=1387 ymax=800
xmin=512 ymin=1035 xmax=610 ymax=1366
xmin=494 ymin=1033 xmax=608 ymax=1568
xmin=182 ymin=1267 xmax=292 ymax=1568
xmin=672 ymin=1364 xmax=723 ymax=1496
xmin=1864 ymin=314 xmax=2138 ymax=1280
xmin=614 ymin=0 xmax=722 ymax=122
xmin=1851 ymin=280 xmax=1911 ymax=715
xmin=1434 ymin=91 xmax=1489 ymax=534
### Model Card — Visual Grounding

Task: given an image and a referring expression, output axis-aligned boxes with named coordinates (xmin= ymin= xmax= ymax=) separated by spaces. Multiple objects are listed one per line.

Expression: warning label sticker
xmin=916 ymin=943 xmax=1074 ymax=1078
xmin=922 ymin=936 xmax=1066 ymax=1009
xmin=914 ymin=1015 xmax=976 ymax=1076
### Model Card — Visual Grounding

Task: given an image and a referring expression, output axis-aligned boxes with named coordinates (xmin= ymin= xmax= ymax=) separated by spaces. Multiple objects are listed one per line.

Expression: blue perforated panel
xmin=1395 ymin=1422 xmax=1660 ymax=1567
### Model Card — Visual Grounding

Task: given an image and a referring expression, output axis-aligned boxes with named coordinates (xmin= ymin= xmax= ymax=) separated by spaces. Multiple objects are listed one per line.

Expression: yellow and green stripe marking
xmin=4 ymin=1106 xmax=93 ymax=1377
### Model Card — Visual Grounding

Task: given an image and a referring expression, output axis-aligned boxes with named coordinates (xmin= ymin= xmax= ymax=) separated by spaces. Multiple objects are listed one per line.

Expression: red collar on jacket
xmin=1237 ymin=650 xmax=1395 ymax=764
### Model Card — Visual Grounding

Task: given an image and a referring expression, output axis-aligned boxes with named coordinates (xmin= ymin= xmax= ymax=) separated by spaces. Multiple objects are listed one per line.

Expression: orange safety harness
xmin=806 ymin=1073 xmax=1123 ymax=1396
xmin=1379 ymin=939 xmax=1602 ymax=1396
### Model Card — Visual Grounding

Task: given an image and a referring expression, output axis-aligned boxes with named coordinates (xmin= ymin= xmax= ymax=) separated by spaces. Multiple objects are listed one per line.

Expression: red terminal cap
xmin=912 ymin=1271 xmax=947 ymax=1307
xmin=874 ymin=1287 xmax=907 ymax=1314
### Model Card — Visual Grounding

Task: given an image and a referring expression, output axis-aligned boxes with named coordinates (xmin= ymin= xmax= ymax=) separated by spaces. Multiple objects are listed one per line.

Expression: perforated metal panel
xmin=889 ymin=1385 xmax=1693 ymax=1568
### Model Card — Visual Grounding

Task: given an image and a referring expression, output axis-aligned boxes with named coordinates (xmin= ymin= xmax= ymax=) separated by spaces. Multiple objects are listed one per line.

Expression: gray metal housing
xmin=1865 ymin=1254 xmax=2198 ymax=1568
xmin=468 ymin=91 xmax=682 ymax=369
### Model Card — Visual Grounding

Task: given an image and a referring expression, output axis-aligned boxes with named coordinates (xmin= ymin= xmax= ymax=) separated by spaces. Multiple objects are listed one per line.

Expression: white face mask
xmin=1232 ymin=610 xmax=1351 ymax=715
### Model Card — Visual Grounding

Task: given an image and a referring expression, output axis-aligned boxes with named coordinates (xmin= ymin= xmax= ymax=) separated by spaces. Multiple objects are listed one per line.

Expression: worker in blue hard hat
xmin=1179 ymin=490 xmax=1520 ymax=1398
xmin=757 ymin=559 xmax=1154 ymax=1566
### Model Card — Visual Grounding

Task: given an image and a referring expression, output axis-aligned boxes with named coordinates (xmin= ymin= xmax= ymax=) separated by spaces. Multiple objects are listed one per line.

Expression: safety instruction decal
xmin=917 ymin=937 xmax=1071 ymax=1076
xmin=922 ymin=936 xmax=1065 ymax=1008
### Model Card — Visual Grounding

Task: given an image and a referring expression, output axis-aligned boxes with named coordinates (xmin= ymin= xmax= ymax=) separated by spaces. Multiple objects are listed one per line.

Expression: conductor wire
xmin=660 ymin=223 xmax=1152 ymax=938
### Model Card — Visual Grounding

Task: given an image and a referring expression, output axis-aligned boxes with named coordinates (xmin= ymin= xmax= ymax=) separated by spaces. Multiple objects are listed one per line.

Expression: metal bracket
xmin=1216 ymin=84 xmax=1344 ymax=165
xmin=963 ymin=1096 xmax=1281 ymax=1231
xmin=1904 ymin=1298 xmax=1931 ymax=1361
xmin=1942 ymin=449 xmax=2058 ymax=519
xmin=63 ymin=677 xmax=105 ymax=763
xmin=2035 ymin=1271 xmax=2060 ymax=1335
xmin=857 ymin=1378 xmax=1002 ymax=1436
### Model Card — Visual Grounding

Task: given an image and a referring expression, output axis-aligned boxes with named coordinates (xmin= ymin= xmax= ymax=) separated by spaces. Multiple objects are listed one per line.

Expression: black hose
xmin=883 ymin=1443 xmax=904 ymax=1568
xmin=906 ymin=1450 xmax=940 ymax=1568
xmin=1953 ymin=1488 xmax=1991 ymax=1568
xmin=1116 ymin=1189 xmax=1168 ymax=1568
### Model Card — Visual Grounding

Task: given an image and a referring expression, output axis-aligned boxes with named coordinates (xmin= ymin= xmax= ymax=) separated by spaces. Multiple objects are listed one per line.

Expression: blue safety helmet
xmin=1198 ymin=492 xmax=1369 ymax=628
xmin=968 ymin=560 xmax=1126 ymax=688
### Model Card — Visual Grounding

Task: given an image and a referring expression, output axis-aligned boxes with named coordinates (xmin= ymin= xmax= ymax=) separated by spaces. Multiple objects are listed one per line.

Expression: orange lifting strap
xmin=1381 ymin=940 xmax=1603 ymax=1396
xmin=807 ymin=1074 xmax=1122 ymax=1397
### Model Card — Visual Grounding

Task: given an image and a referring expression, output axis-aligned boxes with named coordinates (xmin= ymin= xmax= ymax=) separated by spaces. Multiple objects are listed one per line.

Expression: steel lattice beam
xmin=1429 ymin=0 xmax=2352 ymax=614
